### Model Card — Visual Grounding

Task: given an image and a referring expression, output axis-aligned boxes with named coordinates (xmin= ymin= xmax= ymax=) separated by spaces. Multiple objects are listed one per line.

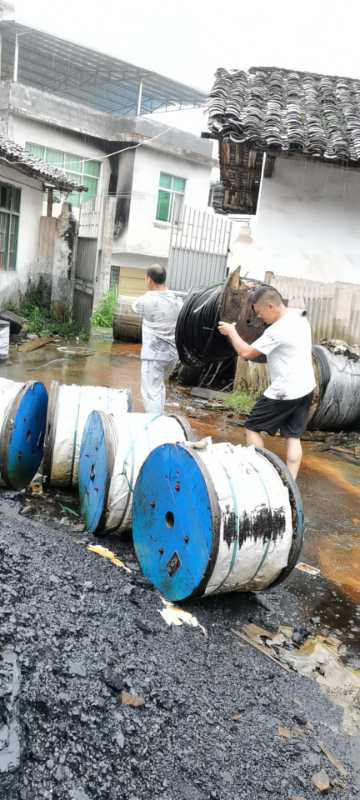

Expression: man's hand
xmin=218 ymin=321 xmax=237 ymax=339
xmin=218 ymin=320 xmax=262 ymax=361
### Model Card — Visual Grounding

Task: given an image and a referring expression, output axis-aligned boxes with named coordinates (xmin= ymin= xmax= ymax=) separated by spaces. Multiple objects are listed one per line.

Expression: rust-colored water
xmin=2 ymin=333 xmax=360 ymax=643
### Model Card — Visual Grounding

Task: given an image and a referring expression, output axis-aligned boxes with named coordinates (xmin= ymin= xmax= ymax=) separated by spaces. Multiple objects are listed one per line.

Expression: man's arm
xmin=218 ymin=321 xmax=262 ymax=361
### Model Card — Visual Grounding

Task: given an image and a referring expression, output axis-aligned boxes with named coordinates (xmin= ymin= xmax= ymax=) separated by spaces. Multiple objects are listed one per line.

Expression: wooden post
xmin=47 ymin=188 xmax=53 ymax=218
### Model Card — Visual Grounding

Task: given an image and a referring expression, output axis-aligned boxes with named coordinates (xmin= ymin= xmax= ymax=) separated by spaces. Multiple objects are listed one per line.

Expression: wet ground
xmin=1 ymin=331 xmax=360 ymax=798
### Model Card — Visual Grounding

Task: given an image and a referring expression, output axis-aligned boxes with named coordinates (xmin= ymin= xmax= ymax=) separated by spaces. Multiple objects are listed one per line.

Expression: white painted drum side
xmin=105 ymin=413 xmax=188 ymax=532
xmin=0 ymin=322 xmax=10 ymax=360
xmin=0 ymin=378 xmax=25 ymax=423
xmin=50 ymin=384 xmax=132 ymax=486
xmin=195 ymin=443 xmax=293 ymax=594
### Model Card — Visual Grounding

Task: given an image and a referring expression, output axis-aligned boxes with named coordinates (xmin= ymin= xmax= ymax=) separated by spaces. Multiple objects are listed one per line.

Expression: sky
xmin=11 ymin=0 xmax=360 ymax=134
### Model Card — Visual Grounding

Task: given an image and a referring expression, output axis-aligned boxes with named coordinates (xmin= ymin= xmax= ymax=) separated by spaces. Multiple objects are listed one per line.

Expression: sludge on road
xmin=1 ymin=334 xmax=360 ymax=799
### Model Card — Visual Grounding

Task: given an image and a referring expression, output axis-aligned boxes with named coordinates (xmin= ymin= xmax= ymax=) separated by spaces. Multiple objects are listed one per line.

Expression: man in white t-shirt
xmin=132 ymin=264 xmax=182 ymax=414
xmin=218 ymin=286 xmax=316 ymax=479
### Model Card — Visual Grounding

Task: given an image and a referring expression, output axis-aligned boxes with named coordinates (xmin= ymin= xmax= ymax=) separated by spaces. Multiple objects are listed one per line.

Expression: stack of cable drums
xmin=0 ymin=378 xmax=48 ymax=489
xmin=79 ymin=412 xmax=193 ymax=535
xmin=132 ymin=441 xmax=303 ymax=601
xmin=43 ymin=381 xmax=132 ymax=488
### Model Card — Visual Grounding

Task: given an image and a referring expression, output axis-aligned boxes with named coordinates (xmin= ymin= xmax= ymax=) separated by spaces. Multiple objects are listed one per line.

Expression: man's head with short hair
xmin=146 ymin=264 xmax=167 ymax=289
xmin=249 ymin=285 xmax=286 ymax=325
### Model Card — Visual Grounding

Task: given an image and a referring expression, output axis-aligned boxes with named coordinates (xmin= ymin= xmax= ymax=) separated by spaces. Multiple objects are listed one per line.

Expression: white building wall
xmin=0 ymin=164 xmax=43 ymax=302
xmin=229 ymin=157 xmax=360 ymax=285
xmin=9 ymin=115 xmax=110 ymax=216
xmin=114 ymin=146 xmax=212 ymax=263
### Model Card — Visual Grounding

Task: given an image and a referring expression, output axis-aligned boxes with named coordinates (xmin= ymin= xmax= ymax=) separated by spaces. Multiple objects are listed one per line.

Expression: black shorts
xmin=245 ymin=391 xmax=314 ymax=439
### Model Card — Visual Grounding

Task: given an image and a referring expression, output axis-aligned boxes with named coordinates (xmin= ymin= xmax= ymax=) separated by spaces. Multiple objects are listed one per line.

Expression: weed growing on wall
xmin=92 ymin=288 xmax=117 ymax=328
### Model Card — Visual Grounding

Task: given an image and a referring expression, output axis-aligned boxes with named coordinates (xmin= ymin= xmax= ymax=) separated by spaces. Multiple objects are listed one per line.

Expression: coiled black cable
xmin=175 ymin=286 xmax=235 ymax=366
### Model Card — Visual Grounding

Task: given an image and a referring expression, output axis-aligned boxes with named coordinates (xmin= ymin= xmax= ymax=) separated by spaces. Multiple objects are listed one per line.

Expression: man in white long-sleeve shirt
xmin=132 ymin=265 xmax=182 ymax=414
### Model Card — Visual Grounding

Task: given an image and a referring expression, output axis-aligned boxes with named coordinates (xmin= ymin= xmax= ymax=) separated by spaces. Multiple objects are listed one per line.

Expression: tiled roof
xmin=0 ymin=138 xmax=88 ymax=192
xmin=208 ymin=67 xmax=360 ymax=163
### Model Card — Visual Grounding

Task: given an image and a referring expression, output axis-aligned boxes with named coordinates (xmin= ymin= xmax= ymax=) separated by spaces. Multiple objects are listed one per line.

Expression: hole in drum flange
xmin=184 ymin=536 xmax=189 ymax=544
xmin=90 ymin=464 xmax=95 ymax=482
xmin=150 ymin=501 xmax=156 ymax=509
xmin=165 ymin=511 xmax=174 ymax=528
xmin=159 ymin=548 xmax=164 ymax=556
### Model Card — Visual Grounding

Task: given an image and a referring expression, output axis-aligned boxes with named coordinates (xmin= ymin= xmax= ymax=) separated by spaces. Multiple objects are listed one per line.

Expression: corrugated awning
xmin=0 ymin=20 xmax=207 ymax=116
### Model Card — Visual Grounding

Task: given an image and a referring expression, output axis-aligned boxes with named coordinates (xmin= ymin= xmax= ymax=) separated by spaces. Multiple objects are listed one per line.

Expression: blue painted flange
xmin=79 ymin=410 xmax=113 ymax=534
xmin=133 ymin=443 xmax=219 ymax=602
xmin=4 ymin=382 xmax=48 ymax=490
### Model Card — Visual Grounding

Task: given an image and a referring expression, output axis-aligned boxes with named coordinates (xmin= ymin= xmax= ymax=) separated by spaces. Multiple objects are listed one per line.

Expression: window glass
xmin=26 ymin=143 xmax=101 ymax=205
xmin=86 ymin=160 xmax=101 ymax=178
xmin=46 ymin=148 xmax=64 ymax=167
xmin=156 ymin=190 xmax=170 ymax=221
xmin=159 ymin=173 xmax=172 ymax=189
xmin=8 ymin=215 xmax=18 ymax=271
xmin=12 ymin=187 xmax=21 ymax=213
xmin=173 ymin=177 xmax=186 ymax=193
xmin=65 ymin=153 xmax=82 ymax=172
xmin=172 ymin=193 xmax=184 ymax=223
xmin=0 ymin=212 xmax=8 ymax=268
xmin=83 ymin=176 xmax=98 ymax=198
xmin=0 ymin=184 xmax=12 ymax=210
xmin=29 ymin=143 xmax=45 ymax=160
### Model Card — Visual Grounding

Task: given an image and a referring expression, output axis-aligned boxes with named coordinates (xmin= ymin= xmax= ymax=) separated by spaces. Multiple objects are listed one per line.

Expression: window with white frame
xmin=26 ymin=143 xmax=101 ymax=207
xmin=0 ymin=182 xmax=20 ymax=271
xmin=156 ymin=172 xmax=185 ymax=223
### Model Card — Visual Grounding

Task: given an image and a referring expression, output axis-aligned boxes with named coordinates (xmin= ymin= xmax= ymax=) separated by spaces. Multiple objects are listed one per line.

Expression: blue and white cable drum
xmin=132 ymin=441 xmax=304 ymax=602
xmin=0 ymin=378 xmax=48 ymax=490
xmin=79 ymin=412 xmax=193 ymax=535
xmin=43 ymin=381 xmax=132 ymax=488
xmin=0 ymin=320 xmax=10 ymax=361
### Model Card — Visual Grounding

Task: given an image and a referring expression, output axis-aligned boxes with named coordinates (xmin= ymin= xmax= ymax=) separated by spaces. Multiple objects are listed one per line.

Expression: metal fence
xmin=167 ymin=206 xmax=232 ymax=291
xmin=265 ymin=271 xmax=360 ymax=345
xmin=234 ymin=271 xmax=360 ymax=394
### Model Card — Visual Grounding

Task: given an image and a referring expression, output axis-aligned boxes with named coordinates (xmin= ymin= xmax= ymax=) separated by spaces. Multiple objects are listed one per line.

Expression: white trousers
xmin=141 ymin=359 xmax=177 ymax=415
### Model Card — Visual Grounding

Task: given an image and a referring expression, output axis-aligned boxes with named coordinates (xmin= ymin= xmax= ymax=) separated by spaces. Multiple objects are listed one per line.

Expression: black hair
xmin=249 ymin=285 xmax=284 ymax=307
xmin=147 ymin=264 xmax=166 ymax=285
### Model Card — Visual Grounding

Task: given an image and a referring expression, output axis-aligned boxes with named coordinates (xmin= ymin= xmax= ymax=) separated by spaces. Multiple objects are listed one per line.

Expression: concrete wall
xmin=2 ymin=82 xmax=214 ymax=165
xmin=228 ymin=157 xmax=360 ymax=285
xmin=0 ymin=163 xmax=43 ymax=303
xmin=114 ymin=146 xmax=212 ymax=263
xmin=9 ymin=115 xmax=110 ymax=219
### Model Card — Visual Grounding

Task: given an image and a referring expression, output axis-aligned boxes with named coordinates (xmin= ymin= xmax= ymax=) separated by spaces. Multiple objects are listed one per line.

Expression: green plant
xmin=91 ymin=289 xmax=117 ymax=328
xmin=224 ymin=389 xmax=257 ymax=416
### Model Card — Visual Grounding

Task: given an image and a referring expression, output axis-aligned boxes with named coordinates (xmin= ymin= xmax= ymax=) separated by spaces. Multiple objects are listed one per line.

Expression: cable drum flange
xmin=132 ymin=440 xmax=302 ymax=602
xmin=308 ymin=345 xmax=360 ymax=432
xmin=79 ymin=412 xmax=194 ymax=536
xmin=0 ymin=378 xmax=48 ymax=490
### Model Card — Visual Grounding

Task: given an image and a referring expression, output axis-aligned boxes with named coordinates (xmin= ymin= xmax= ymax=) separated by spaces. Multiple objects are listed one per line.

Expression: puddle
xmin=240 ymin=623 xmax=360 ymax=735
xmin=284 ymin=635 xmax=360 ymax=735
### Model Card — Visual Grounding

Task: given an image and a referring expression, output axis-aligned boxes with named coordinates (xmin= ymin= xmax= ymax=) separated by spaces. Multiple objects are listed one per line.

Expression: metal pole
xmin=136 ymin=80 xmax=143 ymax=116
xmin=13 ymin=32 xmax=19 ymax=82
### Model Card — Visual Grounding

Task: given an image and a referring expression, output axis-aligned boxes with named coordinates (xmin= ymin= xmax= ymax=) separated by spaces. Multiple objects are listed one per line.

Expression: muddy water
xmin=2 ymin=332 xmax=360 ymax=652
xmin=2 ymin=332 xmax=143 ymax=409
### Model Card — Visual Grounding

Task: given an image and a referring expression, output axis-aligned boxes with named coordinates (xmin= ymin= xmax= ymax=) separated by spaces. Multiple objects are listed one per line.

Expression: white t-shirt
xmin=253 ymin=309 xmax=316 ymax=400
xmin=132 ymin=290 xmax=182 ymax=362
